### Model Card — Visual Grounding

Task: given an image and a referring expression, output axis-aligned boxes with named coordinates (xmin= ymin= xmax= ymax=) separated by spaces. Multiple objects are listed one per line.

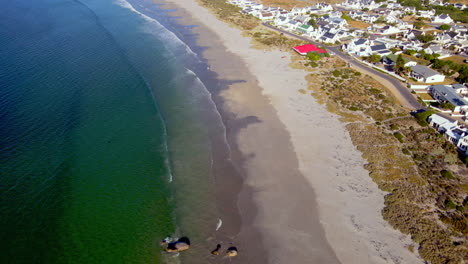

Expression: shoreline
xmin=151 ymin=0 xmax=423 ymax=263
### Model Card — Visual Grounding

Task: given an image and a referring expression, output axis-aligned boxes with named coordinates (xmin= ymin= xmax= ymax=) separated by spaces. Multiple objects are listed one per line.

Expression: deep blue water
xmin=0 ymin=0 xmax=226 ymax=262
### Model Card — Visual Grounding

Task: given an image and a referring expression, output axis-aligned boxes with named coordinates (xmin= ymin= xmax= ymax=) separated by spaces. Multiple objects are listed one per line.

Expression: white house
xmin=417 ymin=10 xmax=435 ymax=18
xmin=429 ymin=84 xmax=468 ymax=112
xmin=410 ymin=65 xmax=445 ymax=83
xmin=320 ymin=31 xmax=340 ymax=43
xmin=431 ymin=14 xmax=454 ymax=24
xmin=379 ymin=25 xmax=402 ymax=35
xmin=428 ymin=114 xmax=458 ymax=133
xmin=453 ymin=3 xmax=467 ymax=10
xmin=296 ymin=24 xmax=313 ymax=34
xmin=424 ymin=44 xmax=451 ymax=58
xmin=370 ymin=44 xmax=392 ymax=56
xmin=452 ymin=83 xmax=468 ymax=95
xmin=258 ymin=12 xmax=274 ymax=20
xmin=428 ymin=115 xmax=468 ymax=154
xmin=343 ymin=38 xmax=372 ymax=56
xmin=274 ymin=16 xmax=290 ymax=26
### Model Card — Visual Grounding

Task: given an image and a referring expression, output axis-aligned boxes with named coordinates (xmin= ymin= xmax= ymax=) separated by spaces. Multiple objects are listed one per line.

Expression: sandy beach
xmin=154 ymin=0 xmax=424 ymax=263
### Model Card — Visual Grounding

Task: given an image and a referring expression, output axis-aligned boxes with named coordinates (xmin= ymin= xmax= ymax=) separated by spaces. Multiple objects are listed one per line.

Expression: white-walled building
xmin=410 ymin=65 xmax=446 ymax=83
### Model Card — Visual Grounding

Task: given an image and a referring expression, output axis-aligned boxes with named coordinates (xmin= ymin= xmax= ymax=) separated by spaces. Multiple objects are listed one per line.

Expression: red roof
xmin=293 ymin=44 xmax=327 ymax=54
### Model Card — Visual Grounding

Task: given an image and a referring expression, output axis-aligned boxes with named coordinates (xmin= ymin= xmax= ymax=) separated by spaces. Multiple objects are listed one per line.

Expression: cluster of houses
xmin=226 ymin=0 xmax=468 ymax=123
xmin=228 ymin=0 xmax=468 ymax=54
xmin=228 ymin=0 xmax=356 ymax=43
xmin=428 ymin=114 xmax=468 ymax=156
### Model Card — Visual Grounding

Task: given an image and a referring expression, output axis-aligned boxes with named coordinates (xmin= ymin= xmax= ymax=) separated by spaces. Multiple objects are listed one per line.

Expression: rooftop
xmin=293 ymin=44 xmax=327 ymax=55
xmin=411 ymin=65 xmax=441 ymax=78
xmin=432 ymin=85 xmax=468 ymax=107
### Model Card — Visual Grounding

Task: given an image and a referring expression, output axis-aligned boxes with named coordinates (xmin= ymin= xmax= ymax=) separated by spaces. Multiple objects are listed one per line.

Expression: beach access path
xmin=261 ymin=22 xmax=422 ymax=110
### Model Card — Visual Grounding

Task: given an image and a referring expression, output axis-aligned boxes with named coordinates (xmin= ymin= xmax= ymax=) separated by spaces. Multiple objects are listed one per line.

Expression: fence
xmin=410 ymin=85 xmax=431 ymax=90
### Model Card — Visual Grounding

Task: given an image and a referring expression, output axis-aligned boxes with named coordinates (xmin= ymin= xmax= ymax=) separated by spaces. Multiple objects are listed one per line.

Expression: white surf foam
xmin=115 ymin=0 xmax=198 ymax=59
xmin=216 ymin=218 xmax=223 ymax=231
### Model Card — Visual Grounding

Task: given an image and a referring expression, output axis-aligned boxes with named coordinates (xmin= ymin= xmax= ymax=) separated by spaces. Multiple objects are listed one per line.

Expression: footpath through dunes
xmin=152 ymin=0 xmax=424 ymax=263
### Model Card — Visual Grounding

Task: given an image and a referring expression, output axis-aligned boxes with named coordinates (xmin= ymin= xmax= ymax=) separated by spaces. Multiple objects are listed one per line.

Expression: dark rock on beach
xmin=211 ymin=244 xmax=221 ymax=255
xmin=165 ymin=237 xmax=191 ymax=253
xmin=226 ymin=246 xmax=238 ymax=257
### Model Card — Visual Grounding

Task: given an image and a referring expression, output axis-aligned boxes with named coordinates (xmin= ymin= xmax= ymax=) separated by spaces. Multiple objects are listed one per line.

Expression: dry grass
xmin=442 ymin=55 xmax=468 ymax=65
xmin=348 ymin=19 xmax=371 ymax=30
xmin=292 ymin=56 xmax=468 ymax=263
xmin=447 ymin=0 xmax=468 ymax=4
xmin=418 ymin=93 xmax=434 ymax=100
xmin=408 ymin=79 xmax=457 ymax=85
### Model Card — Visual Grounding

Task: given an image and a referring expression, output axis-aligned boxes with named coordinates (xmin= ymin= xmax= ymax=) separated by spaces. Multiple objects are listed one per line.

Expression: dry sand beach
xmin=156 ymin=0 xmax=424 ymax=263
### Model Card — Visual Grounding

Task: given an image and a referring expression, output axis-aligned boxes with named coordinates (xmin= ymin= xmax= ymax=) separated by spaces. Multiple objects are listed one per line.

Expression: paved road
xmin=262 ymin=22 xmax=422 ymax=110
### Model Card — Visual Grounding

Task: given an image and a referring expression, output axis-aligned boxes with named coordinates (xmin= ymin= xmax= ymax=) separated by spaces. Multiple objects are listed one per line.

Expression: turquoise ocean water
xmin=0 ymin=0 xmax=231 ymax=263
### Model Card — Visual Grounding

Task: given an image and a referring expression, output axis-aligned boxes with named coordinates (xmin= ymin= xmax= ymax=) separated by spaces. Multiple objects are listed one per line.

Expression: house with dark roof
xmin=370 ymin=44 xmax=392 ymax=56
xmin=342 ymin=38 xmax=372 ymax=56
xmin=319 ymin=31 xmax=339 ymax=43
xmin=410 ymin=65 xmax=445 ymax=83
xmin=428 ymin=115 xmax=468 ymax=155
xmin=429 ymin=85 xmax=468 ymax=112
xmin=431 ymin=14 xmax=454 ymax=24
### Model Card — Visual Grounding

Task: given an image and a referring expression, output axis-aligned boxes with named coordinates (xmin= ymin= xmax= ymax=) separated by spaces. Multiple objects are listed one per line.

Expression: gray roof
xmin=432 ymin=85 xmax=468 ymax=106
xmin=411 ymin=65 xmax=441 ymax=78
xmin=323 ymin=32 xmax=336 ymax=39
xmin=355 ymin=38 xmax=367 ymax=45
xmin=452 ymin=83 xmax=466 ymax=89
xmin=371 ymin=44 xmax=387 ymax=51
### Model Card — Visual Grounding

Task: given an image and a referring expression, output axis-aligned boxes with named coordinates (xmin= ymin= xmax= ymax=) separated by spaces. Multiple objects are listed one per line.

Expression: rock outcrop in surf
xmin=162 ymin=237 xmax=191 ymax=253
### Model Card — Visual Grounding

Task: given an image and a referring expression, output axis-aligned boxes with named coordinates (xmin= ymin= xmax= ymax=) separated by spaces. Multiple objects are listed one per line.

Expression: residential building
xmin=429 ymin=84 xmax=468 ymax=112
xmin=410 ymin=65 xmax=446 ymax=83
xmin=431 ymin=14 xmax=454 ymax=24
xmin=428 ymin=114 xmax=468 ymax=155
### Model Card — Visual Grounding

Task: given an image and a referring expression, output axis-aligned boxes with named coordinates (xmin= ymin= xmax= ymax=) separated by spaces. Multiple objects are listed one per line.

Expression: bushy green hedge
xmin=413 ymin=110 xmax=435 ymax=126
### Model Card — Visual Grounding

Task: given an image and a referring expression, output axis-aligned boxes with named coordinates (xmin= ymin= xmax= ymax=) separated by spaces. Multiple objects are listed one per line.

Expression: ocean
xmin=0 ymin=0 xmax=235 ymax=263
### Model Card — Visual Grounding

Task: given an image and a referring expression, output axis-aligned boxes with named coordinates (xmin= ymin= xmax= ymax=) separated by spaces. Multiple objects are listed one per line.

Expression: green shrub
xmin=445 ymin=199 xmax=457 ymax=209
xmin=393 ymin=132 xmax=404 ymax=143
xmin=414 ymin=110 xmax=435 ymax=126
xmin=369 ymin=88 xmax=381 ymax=94
xmin=309 ymin=61 xmax=318 ymax=67
xmin=390 ymin=124 xmax=399 ymax=130
xmin=349 ymin=106 xmax=359 ymax=111
xmin=440 ymin=170 xmax=454 ymax=179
